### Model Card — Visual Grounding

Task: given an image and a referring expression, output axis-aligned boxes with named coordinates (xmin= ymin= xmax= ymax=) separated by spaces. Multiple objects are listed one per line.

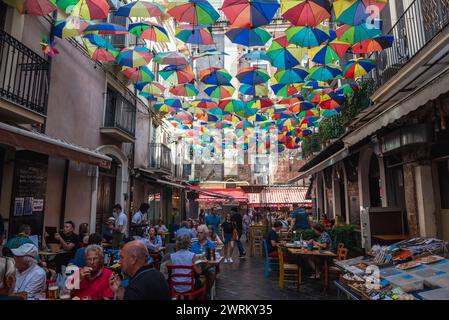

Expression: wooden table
xmin=372 ymin=234 xmax=409 ymax=241
xmin=287 ymin=248 xmax=336 ymax=292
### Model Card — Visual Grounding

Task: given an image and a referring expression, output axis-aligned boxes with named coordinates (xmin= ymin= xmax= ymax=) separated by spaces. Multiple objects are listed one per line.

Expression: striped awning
xmin=196 ymin=188 xmax=248 ymax=203
xmin=247 ymin=188 xmax=311 ymax=207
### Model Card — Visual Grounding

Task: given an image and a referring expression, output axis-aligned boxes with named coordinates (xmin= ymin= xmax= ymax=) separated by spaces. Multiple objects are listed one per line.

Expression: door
xmin=96 ymin=159 xmax=117 ymax=233
xmin=437 ymin=160 xmax=449 ymax=241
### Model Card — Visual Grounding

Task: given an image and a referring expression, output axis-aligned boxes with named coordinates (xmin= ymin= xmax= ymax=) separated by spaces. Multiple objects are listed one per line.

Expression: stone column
xmin=414 ymin=164 xmax=438 ymax=237
xmin=402 ymin=161 xmax=420 ymax=237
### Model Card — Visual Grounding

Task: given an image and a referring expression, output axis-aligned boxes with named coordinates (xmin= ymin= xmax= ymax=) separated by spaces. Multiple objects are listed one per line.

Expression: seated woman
xmin=148 ymin=227 xmax=164 ymax=252
xmin=265 ymin=221 xmax=287 ymax=259
xmin=156 ymin=219 xmax=168 ymax=233
xmin=161 ymin=234 xmax=203 ymax=295
xmin=207 ymin=225 xmax=224 ymax=247
xmin=306 ymin=223 xmax=333 ymax=279
xmin=188 ymin=220 xmax=197 ymax=238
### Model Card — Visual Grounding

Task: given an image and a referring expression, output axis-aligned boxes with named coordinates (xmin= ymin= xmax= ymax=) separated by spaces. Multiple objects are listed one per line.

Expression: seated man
xmin=0 ymin=256 xmax=22 ymax=300
xmin=162 ymin=234 xmax=203 ymax=295
xmin=265 ymin=221 xmax=286 ymax=259
xmin=70 ymin=233 xmax=103 ymax=268
xmin=3 ymin=224 xmax=34 ymax=256
xmin=306 ymin=223 xmax=333 ymax=279
xmin=190 ymin=224 xmax=216 ymax=299
xmin=102 ymin=217 xmax=115 ymax=243
xmin=54 ymin=221 xmax=80 ymax=273
xmin=11 ymin=243 xmax=46 ymax=300
xmin=72 ymin=245 xmax=114 ymax=300
xmin=175 ymin=221 xmax=195 ymax=239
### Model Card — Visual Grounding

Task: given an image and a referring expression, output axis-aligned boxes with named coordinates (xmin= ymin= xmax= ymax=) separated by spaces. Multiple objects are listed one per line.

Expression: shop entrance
xmin=369 ymin=154 xmax=382 ymax=207
xmin=95 ymin=157 xmax=118 ymax=233
xmin=385 ymin=155 xmax=408 ymax=234
xmin=437 ymin=160 xmax=449 ymax=241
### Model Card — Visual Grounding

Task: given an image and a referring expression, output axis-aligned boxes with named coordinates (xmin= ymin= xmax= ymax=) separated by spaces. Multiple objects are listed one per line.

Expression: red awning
xmin=247 ymin=188 xmax=312 ymax=207
xmin=195 ymin=188 xmax=248 ymax=203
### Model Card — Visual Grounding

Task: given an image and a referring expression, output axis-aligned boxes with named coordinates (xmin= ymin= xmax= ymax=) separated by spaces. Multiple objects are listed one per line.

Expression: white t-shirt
xmin=132 ymin=211 xmax=143 ymax=225
xmin=114 ymin=211 xmax=128 ymax=236
xmin=15 ymin=264 xmax=46 ymax=300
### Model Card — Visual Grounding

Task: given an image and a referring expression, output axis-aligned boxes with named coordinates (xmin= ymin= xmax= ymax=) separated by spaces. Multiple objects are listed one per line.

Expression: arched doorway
xmin=95 ymin=157 xmax=119 ymax=233
xmin=369 ymin=154 xmax=382 ymax=207
xmin=333 ymin=163 xmax=348 ymax=223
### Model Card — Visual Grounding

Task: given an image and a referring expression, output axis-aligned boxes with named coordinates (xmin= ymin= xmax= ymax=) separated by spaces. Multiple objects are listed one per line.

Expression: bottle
xmin=212 ymin=249 xmax=216 ymax=261
xmin=300 ymin=233 xmax=303 ymax=249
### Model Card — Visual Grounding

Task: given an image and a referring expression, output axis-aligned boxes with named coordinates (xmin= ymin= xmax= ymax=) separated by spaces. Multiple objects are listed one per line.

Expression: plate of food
xmin=419 ymin=255 xmax=445 ymax=264
xmin=396 ymin=260 xmax=421 ymax=270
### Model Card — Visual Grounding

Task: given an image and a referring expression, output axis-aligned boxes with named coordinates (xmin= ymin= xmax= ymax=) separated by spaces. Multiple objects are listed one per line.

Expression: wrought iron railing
xmin=103 ymin=89 xmax=136 ymax=136
xmin=0 ymin=30 xmax=49 ymax=115
xmin=149 ymin=143 xmax=172 ymax=173
xmin=373 ymin=0 xmax=449 ymax=89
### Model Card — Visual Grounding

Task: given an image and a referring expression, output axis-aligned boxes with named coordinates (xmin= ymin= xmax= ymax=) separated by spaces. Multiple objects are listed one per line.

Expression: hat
xmin=106 ymin=217 xmax=115 ymax=223
xmin=11 ymin=243 xmax=38 ymax=258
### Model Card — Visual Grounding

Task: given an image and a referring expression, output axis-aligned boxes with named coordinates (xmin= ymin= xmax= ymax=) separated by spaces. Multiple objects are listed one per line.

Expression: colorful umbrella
xmin=308 ymin=64 xmax=342 ymax=81
xmin=285 ymin=26 xmax=329 ymax=47
xmin=225 ymin=26 xmax=272 ymax=47
xmin=266 ymin=36 xmax=305 ymax=69
xmin=153 ymin=102 xmax=176 ymax=114
xmin=343 ymin=58 xmax=376 ymax=78
xmin=128 ymin=23 xmax=169 ymax=42
xmin=223 ymin=113 xmax=243 ymax=122
xmin=82 ymin=34 xmax=118 ymax=61
xmin=121 ymin=66 xmax=155 ymax=82
xmin=191 ymin=99 xmax=218 ymax=109
xmin=273 ymin=67 xmax=308 ymax=84
xmin=248 ymin=113 xmax=268 ymax=122
xmin=336 ymin=23 xmax=381 ymax=44
xmin=115 ymin=1 xmax=164 ymax=18
xmin=308 ymin=40 xmax=351 ymax=64
xmin=333 ymin=0 xmax=387 ymax=25
xmin=84 ymin=23 xmax=128 ymax=35
xmin=247 ymin=98 xmax=274 ymax=109
xmin=54 ymin=0 xmax=79 ymax=13
xmin=280 ymin=0 xmax=331 ymax=26
xmin=153 ymin=51 xmax=188 ymax=65
xmin=204 ymin=84 xmax=235 ymax=99
xmin=53 ymin=18 xmax=92 ymax=38
xmin=303 ymin=80 xmax=329 ymax=89
xmin=176 ymin=24 xmax=214 ymax=45
xmin=239 ymin=84 xmax=269 ymax=96
xmin=278 ymin=95 xmax=304 ymax=105
xmin=140 ymin=82 xmax=166 ymax=97
xmin=116 ymin=46 xmax=153 ymax=67
xmin=160 ymin=64 xmax=195 ymax=84
xmin=218 ymin=99 xmax=246 ymax=113
xmin=352 ymin=35 xmax=394 ymax=54
xmin=192 ymin=49 xmax=229 ymax=60
xmin=235 ymin=120 xmax=253 ymax=129
xmin=208 ymin=107 xmax=228 ymax=118
xmin=321 ymin=109 xmax=341 ymax=117
xmin=71 ymin=0 xmax=110 ymax=20
xmin=167 ymin=0 xmax=220 ymax=25
xmin=271 ymin=83 xmax=302 ymax=97
xmin=236 ymin=67 xmax=270 ymax=85
xmin=200 ymin=68 xmax=233 ymax=85
xmin=240 ymin=51 xmax=272 ymax=62
xmin=335 ymin=83 xmax=359 ymax=95
xmin=3 ymin=0 xmax=56 ymax=15
xmin=169 ymin=83 xmax=199 ymax=97
xmin=222 ymin=0 xmax=280 ymax=28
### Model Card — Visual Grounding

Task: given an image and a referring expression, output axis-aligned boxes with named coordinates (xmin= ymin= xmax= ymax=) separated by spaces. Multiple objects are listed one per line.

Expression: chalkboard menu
xmin=9 ymin=151 xmax=48 ymax=241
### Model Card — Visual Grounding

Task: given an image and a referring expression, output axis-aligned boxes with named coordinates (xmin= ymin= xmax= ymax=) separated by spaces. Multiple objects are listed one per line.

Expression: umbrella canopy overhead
xmin=53 ymin=18 xmax=93 ymax=38
xmin=169 ymin=83 xmax=199 ymax=97
xmin=222 ymin=0 xmax=280 ymax=28
xmin=204 ymin=84 xmax=235 ymax=99
xmin=82 ymin=34 xmax=118 ymax=61
xmin=200 ymin=68 xmax=233 ymax=85
xmin=84 ymin=23 xmax=129 ymax=35
xmin=336 ymin=23 xmax=382 ymax=44
xmin=333 ymin=0 xmax=387 ymax=25
xmin=240 ymin=51 xmax=272 ymax=62
xmin=273 ymin=67 xmax=309 ymax=84
xmin=225 ymin=27 xmax=272 ymax=47
xmin=154 ymin=51 xmax=188 ymax=65
xmin=116 ymin=46 xmax=153 ymax=67
xmin=285 ymin=26 xmax=329 ymax=47
xmin=115 ymin=1 xmax=164 ymax=18
xmin=128 ymin=23 xmax=169 ymax=42
xmin=71 ymin=0 xmax=110 ymax=20
xmin=308 ymin=64 xmax=342 ymax=81
xmin=352 ymin=35 xmax=394 ymax=53
xmin=280 ymin=0 xmax=331 ymax=26
xmin=122 ymin=66 xmax=155 ymax=82
xmin=160 ymin=64 xmax=195 ymax=84
xmin=267 ymin=36 xmax=305 ymax=69
xmin=239 ymin=84 xmax=269 ymax=96
xmin=175 ymin=24 xmax=214 ymax=45
xmin=343 ymin=58 xmax=376 ymax=78
xmin=236 ymin=67 xmax=270 ymax=85
xmin=3 ymin=0 xmax=56 ymax=16
xmin=167 ymin=0 xmax=220 ymax=25
xmin=308 ymin=40 xmax=350 ymax=64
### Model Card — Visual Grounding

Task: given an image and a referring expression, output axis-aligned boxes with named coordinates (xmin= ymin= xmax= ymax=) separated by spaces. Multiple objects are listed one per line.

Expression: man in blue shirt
xmin=204 ymin=208 xmax=220 ymax=234
xmin=175 ymin=221 xmax=195 ymax=239
xmin=289 ymin=204 xmax=310 ymax=232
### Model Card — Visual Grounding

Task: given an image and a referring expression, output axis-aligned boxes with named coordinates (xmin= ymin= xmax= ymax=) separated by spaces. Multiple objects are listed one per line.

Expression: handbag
xmin=232 ymin=225 xmax=239 ymax=241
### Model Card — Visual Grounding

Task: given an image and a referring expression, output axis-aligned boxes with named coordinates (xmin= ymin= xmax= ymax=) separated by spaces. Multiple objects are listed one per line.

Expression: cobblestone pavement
xmin=215 ymin=240 xmax=339 ymax=300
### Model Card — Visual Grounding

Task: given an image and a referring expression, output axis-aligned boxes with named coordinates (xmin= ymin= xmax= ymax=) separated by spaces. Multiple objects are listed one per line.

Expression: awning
xmin=195 ymin=188 xmax=248 ymax=203
xmin=247 ymin=188 xmax=312 ymax=207
xmin=134 ymin=168 xmax=186 ymax=189
xmin=0 ymin=122 xmax=111 ymax=168
xmin=295 ymin=148 xmax=350 ymax=180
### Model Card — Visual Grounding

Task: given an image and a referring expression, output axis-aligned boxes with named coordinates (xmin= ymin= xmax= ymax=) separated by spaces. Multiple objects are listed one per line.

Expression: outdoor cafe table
xmin=286 ymin=248 xmax=337 ymax=292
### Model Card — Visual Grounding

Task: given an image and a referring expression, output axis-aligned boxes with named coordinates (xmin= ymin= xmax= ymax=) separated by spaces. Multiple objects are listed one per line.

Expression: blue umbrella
xmin=285 ymin=26 xmax=329 ymax=47
xmin=225 ymin=27 xmax=272 ymax=47
xmin=240 ymin=51 xmax=272 ymax=62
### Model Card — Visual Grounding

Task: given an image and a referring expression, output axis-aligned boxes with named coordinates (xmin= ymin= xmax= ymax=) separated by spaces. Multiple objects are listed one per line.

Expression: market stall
xmin=334 ymin=238 xmax=449 ymax=300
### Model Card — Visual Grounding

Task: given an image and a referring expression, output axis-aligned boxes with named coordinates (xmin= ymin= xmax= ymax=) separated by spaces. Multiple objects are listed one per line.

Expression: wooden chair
xmin=263 ymin=239 xmax=279 ymax=278
xmin=251 ymin=229 xmax=264 ymax=257
xmin=277 ymin=246 xmax=301 ymax=290
xmin=167 ymin=265 xmax=206 ymax=300
xmin=329 ymin=243 xmax=348 ymax=277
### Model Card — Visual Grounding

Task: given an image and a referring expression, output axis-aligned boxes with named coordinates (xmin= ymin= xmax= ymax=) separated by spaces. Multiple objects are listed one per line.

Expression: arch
xmin=89 ymin=145 xmax=129 ymax=232
xmin=315 ymin=171 xmax=325 ymax=220
xmin=332 ymin=162 xmax=349 ymax=223
xmin=358 ymin=147 xmax=387 ymax=209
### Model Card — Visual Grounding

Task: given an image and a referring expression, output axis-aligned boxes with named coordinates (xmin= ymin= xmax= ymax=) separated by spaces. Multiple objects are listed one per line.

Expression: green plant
xmin=301 ymin=135 xmax=321 ymax=158
xmin=292 ymin=229 xmax=316 ymax=241
xmin=340 ymin=78 xmax=376 ymax=126
xmin=328 ymin=224 xmax=359 ymax=251
xmin=317 ymin=115 xmax=345 ymax=145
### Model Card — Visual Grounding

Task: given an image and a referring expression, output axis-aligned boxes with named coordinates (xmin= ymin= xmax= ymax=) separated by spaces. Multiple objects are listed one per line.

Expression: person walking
xmin=242 ymin=211 xmax=251 ymax=243
xmin=205 ymin=208 xmax=220 ymax=234
xmin=231 ymin=208 xmax=246 ymax=258
xmin=221 ymin=213 xmax=235 ymax=264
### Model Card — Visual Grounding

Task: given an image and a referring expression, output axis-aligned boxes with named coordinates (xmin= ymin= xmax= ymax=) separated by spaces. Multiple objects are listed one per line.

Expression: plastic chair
xmin=263 ymin=239 xmax=279 ymax=278
xmin=277 ymin=246 xmax=301 ymax=290
xmin=167 ymin=265 xmax=206 ymax=300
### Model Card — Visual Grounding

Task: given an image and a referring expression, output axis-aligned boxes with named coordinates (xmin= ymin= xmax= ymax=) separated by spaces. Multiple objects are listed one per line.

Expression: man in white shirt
xmin=11 ymin=243 xmax=46 ymax=300
xmin=131 ymin=203 xmax=149 ymax=236
xmin=112 ymin=204 xmax=128 ymax=249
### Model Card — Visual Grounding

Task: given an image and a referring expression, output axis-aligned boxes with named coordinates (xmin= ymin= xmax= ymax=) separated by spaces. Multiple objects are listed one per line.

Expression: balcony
xmin=371 ymin=0 xmax=449 ymax=104
xmin=100 ymin=89 xmax=136 ymax=143
xmin=0 ymin=30 xmax=49 ymax=124
xmin=149 ymin=143 xmax=172 ymax=174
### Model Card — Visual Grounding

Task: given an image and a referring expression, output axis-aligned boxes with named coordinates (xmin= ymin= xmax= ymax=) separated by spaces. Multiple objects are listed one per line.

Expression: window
xmin=438 ymin=160 xmax=449 ymax=209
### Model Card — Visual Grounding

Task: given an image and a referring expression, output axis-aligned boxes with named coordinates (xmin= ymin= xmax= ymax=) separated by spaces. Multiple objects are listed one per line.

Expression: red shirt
xmin=73 ymin=267 xmax=114 ymax=300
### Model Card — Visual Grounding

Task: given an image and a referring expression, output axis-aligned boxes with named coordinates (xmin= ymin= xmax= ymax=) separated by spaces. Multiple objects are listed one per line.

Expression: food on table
xmin=396 ymin=261 xmax=421 ymax=270
xmin=419 ymin=255 xmax=445 ymax=264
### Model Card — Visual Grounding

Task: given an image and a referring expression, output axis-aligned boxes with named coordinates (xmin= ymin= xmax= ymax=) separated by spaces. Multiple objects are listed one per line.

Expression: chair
xmin=149 ymin=253 xmax=161 ymax=270
xmin=251 ymin=229 xmax=264 ymax=257
xmin=167 ymin=265 xmax=206 ymax=300
xmin=263 ymin=239 xmax=279 ymax=278
xmin=277 ymin=246 xmax=301 ymax=290
xmin=329 ymin=243 xmax=348 ymax=277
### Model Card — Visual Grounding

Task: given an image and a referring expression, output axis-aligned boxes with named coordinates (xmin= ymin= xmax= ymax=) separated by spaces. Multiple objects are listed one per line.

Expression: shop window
xmin=438 ymin=161 xmax=449 ymax=209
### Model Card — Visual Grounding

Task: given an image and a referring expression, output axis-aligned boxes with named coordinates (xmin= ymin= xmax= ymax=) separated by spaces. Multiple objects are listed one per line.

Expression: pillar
xmin=415 ymin=164 xmax=438 ymax=237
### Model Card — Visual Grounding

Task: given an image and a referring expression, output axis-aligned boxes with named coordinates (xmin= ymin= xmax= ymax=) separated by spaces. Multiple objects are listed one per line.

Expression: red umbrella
xmin=3 ymin=0 xmax=56 ymax=16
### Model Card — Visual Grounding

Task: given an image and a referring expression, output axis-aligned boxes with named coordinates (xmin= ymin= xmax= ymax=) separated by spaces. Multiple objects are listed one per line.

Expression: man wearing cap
xmin=11 ymin=243 xmax=46 ymax=299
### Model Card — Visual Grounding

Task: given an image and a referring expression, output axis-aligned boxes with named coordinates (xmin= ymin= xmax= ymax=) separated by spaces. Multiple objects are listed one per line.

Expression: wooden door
xmin=96 ymin=160 xmax=117 ymax=233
